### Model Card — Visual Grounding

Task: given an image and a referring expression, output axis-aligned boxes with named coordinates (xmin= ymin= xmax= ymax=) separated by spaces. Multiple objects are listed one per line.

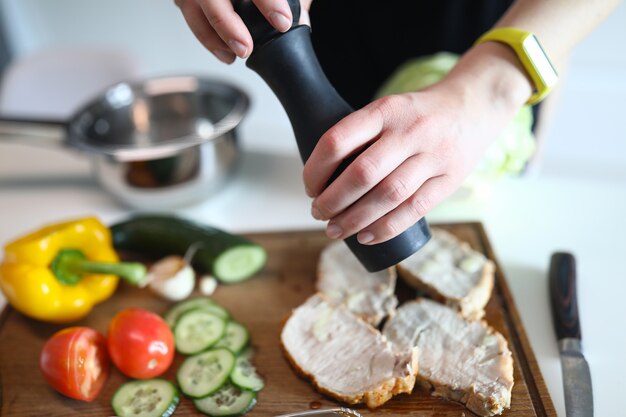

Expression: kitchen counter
xmin=1 ymin=142 xmax=624 ymax=417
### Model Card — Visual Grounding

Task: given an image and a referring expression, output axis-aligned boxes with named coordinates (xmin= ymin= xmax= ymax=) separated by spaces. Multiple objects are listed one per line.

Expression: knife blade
xmin=275 ymin=409 xmax=362 ymax=417
xmin=549 ymin=252 xmax=594 ymax=417
xmin=276 ymin=408 xmax=361 ymax=417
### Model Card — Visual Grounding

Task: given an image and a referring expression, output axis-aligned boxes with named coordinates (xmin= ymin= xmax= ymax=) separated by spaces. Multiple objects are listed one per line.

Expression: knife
xmin=549 ymin=252 xmax=594 ymax=417
xmin=276 ymin=409 xmax=362 ymax=417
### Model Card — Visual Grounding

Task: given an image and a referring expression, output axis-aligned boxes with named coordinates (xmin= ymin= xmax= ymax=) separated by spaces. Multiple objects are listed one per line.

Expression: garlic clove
xmin=147 ymin=255 xmax=195 ymax=301
xmin=199 ymin=275 xmax=219 ymax=296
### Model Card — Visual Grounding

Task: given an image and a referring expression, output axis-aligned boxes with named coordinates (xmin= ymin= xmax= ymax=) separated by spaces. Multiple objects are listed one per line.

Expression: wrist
xmin=441 ymin=42 xmax=534 ymax=113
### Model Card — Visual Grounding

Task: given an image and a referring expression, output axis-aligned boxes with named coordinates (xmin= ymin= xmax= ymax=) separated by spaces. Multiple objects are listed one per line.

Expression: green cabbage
xmin=375 ymin=52 xmax=535 ymax=177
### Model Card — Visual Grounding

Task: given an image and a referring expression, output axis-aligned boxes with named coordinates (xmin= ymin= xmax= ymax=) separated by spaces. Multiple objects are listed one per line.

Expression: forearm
xmin=496 ymin=0 xmax=622 ymax=69
xmin=439 ymin=0 xmax=620 ymax=131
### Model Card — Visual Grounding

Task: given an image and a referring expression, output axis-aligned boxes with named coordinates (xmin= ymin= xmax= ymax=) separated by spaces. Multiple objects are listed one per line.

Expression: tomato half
xmin=107 ymin=308 xmax=174 ymax=379
xmin=40 ymin=327 xmax=110 ymax=402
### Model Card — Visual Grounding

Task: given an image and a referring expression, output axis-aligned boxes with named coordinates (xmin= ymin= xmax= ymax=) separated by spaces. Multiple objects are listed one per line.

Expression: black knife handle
xmin=549 ymin=252 xmax=581 ymax=341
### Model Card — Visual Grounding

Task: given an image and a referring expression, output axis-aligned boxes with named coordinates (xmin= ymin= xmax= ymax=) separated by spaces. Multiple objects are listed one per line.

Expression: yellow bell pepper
xmin=0 ymin=217 xmax=146 ymax=323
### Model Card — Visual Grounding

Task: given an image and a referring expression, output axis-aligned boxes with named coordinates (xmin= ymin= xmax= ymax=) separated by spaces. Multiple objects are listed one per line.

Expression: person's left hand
xmin=303 ymin=43 xmax=532 ymax=245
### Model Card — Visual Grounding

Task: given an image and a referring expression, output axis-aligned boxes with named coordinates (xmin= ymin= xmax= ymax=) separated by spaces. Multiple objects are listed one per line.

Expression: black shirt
xmin=310 ymin=0 xmax=514 ymax=109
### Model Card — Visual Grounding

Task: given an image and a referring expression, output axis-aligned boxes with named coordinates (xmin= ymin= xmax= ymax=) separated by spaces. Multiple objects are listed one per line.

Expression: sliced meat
xmin=382 ymin=298 xmax=514 ymax=416
xmin=281 ymin=293 xmax=417 ymax=409
xmin=317 ymin=240 xmax=397 ymax=326
xmin=397 ymin=228 xmax=495 ymax=319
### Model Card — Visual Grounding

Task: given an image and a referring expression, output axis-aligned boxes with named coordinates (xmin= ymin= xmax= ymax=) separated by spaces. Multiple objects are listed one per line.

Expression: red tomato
xmin=107 ymin=308 xmax=174 ymax=379
xmin=39 ymin=327 xmax=110 ymax=402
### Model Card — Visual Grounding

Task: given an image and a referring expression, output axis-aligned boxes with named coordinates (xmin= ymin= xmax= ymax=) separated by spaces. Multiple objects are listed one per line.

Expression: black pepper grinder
xmin=234 ymin=0 xmax=431 ymax=271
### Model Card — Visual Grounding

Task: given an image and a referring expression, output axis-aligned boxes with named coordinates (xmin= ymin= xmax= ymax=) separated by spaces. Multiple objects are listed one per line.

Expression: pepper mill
xmin=234 ymin=0 xmax=431 ymax=271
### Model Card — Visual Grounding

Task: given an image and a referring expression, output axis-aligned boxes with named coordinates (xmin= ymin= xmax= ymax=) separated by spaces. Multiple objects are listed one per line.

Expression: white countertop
xmin=1 ymin=141 xmax=624 ymax=417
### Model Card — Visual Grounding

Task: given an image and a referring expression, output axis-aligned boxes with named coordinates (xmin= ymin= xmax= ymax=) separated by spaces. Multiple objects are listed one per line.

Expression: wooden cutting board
xmin=0 ymin=223 xmax=556 ymax=416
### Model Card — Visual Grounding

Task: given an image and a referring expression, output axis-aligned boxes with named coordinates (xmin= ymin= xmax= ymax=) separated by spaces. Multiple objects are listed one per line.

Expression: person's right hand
xmin=175 ymin=0 xmax=311 ymax=64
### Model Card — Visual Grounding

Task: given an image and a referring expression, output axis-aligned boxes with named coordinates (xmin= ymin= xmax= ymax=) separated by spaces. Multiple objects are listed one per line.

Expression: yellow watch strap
xmin=476 ymin=27 xmax=558 ymax=105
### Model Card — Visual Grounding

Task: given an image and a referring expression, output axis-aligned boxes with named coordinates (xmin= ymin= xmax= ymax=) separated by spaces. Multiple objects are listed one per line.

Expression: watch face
xmin=523 ymin=34 xmax=558 ymax=88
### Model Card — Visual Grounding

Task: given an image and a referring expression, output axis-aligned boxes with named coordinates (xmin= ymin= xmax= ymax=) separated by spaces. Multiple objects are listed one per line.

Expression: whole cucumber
xmin=110 ymin=215 xmax=266 ymax=283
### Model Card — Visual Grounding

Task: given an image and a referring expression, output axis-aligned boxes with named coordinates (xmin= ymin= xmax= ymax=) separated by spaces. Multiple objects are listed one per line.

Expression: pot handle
xmin=0 ymin=117 xmax=68 ymax=148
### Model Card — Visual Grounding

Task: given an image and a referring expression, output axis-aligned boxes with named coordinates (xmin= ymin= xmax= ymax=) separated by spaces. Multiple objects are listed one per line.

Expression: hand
xmin=175 ymin=0 xmax=312 ymax=64
xmin=303 ymin=43 xmax=533 ymax=245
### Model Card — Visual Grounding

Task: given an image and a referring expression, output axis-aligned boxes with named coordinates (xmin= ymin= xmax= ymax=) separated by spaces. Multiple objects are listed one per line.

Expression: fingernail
xmin=326 ymin=223 xmax=343 ymax=239
xmin=269 ymin=11 xmax=292 ymax=32
xmin=357 ymin=231 xmax=374 ymax=244
xmin=212 ymin=49 xmax=236 ymax=64
xmin=311 ymin=206 xmax=322 ymax=220
xmin=304 ymin=185 xmax=314 ymax=198
xmin=228 ymin=39 xmax=249 ymax=58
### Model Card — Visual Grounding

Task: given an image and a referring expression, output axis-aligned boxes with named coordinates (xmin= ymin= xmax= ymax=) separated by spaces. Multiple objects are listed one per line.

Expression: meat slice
xmin=317 ymin=240 xmax=397 ymax=326
xmin=382 ymin=298 xmax=514 ymax=416
xmin=281 ymin=294 xmax=417 ymax=409
xmin=397 ymin=228 xmax=495 ymax=319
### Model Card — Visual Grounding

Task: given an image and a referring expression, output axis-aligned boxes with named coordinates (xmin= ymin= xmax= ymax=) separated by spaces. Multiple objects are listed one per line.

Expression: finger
xmin=299 ymin=0 xmax=313 ymax=26
xmin=302 ymin=104 xmax=384 ymax=198
xmin=356 ymin=175 xmax=452 ymax=245
xmin=177 ymin=0 xmax=236 ymax=63
xmin=299 ymin=7 xmax=310 ymax=26
xmin=251 ymin=0 xmax=293 ymax=32
xmin=198 ymin=0 xmax=253 ymax=58
xmin=311 ymin=133 xmax=414 ymax=221
xmin=323 ymin=154 xmax=436 ymax=239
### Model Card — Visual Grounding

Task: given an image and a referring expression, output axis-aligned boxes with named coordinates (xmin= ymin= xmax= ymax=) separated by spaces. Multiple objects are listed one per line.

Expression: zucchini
xmin=174 ymin=309 xmax=227 ymax=354
xmin=193 ymin=384 xmax=256 ymax=416
xmin=165 ymin=297 xmax=230 ymax=328
xmin=110 ymin=215 xmax=267 ymax=283
xmin=178 ymin=348 xmax=236 ymax=398
xmin=111 ymin=379 xmax=179 ymax=417
xmin=214 ymin=321 xmax=250 ymax=354
xmin=230 ymin=356 xmax=264 ymax=392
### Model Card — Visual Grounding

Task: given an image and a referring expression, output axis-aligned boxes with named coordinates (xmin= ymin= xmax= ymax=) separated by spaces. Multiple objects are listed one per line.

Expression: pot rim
xmin=67 ymin=75 xmax=249 ymax=162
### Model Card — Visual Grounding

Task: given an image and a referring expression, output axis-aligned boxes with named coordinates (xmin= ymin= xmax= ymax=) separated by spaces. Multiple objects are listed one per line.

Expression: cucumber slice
xmin=174 ymin=309 xmax=227 ymax=354
xmin=213 ymin=245 xmax=267 ymax=283
xmin=214 ymin=321 xmax=250 ymax=354
xmin=230 ymin=356 xmax=264 ymax=392
xmin=165 ymin=298 xmax=230 ymax=328
xmin=193 ymin=384 xmax=256 ymax=416
xmin=199 ymin=303 xmax=230 ymax=321
xmin=178 ymin=348 xmax=236 ymax=398
xmin=238 ymin=346 xmax=255 ymax=360
xmin=111 ymin=379 xmax=179 ymax=417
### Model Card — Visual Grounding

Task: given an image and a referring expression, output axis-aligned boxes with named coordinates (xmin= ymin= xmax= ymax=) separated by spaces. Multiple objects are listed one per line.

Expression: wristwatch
xmin=475 ymin=27 xmax=558 ymax=105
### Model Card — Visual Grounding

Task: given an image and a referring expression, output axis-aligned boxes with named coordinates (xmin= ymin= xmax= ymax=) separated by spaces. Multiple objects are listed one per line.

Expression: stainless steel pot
xmin=0 ymin=75 xmax=249 ymax=208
